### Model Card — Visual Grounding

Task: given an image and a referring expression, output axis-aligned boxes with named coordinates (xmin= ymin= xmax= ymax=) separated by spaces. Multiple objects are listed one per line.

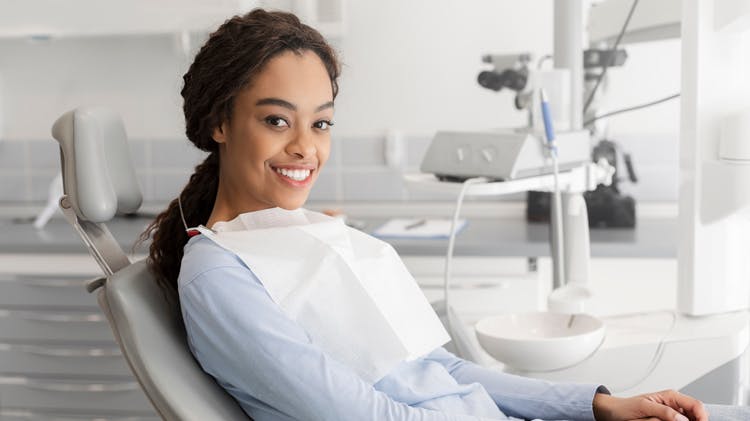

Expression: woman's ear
xmin=212 ymin=122 xmax=228 ymax=144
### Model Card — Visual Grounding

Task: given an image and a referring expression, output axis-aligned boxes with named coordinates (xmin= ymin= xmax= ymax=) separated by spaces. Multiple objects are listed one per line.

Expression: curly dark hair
xmin=139 ymin=8 xmax=341 ymax=296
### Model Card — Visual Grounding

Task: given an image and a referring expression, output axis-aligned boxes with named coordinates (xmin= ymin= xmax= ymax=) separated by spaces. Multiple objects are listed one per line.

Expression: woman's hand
xmin=593 ymin=389 xmax=708 ymax=421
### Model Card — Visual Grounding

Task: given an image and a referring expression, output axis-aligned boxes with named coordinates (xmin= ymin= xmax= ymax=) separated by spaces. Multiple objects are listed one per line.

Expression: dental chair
xmin=52 ymin=107 xmax=249 ymax=420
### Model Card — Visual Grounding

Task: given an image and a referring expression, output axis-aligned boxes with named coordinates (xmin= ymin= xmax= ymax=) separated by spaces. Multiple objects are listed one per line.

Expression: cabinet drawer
xmin=0 ymin=274 xmax=98 ymax=308
xmin=0 ymin=307 xmax=113 ymax=342
xmin=0 ymin=341 xmax=131 ymax=377
xmin=0 ymin=375 xmax=154 ymax=413
xmin=0 ymin=408 xmax=158 ymax=421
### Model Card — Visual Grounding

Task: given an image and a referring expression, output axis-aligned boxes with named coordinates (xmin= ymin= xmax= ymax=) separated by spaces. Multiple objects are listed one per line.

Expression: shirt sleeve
xmin=179 ymin=264 xmax=492 ymax=421
xmin=424 ymin=347 xmax=609 ymax=421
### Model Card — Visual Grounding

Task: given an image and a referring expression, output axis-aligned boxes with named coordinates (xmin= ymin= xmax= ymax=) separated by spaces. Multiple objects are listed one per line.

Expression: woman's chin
xmin=277 ymin=204 xmax=304 ymax=211
xmin=274 ymin=196 xmax=309 ymax=211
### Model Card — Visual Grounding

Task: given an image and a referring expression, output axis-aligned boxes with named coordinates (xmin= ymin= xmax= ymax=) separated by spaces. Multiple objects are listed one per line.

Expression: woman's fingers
xmin=666 ymin=390 xmax=708 ymax=421
xmin=646 ymin=389 xmax=708 ymax=421
xmin=639 ymin=397 xmax=689 ymax=421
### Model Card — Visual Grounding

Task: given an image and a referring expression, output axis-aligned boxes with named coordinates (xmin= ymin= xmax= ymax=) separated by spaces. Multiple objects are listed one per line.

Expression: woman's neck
xmin=206 ymin=178 xmax=272 ymax=228
xmin=207 ymin=153 xmax=240 ymax=228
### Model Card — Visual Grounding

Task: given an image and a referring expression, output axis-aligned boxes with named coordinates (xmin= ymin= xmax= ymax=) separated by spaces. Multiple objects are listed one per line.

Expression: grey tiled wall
xmin=0 ymin=134 xmax=678 ymax=204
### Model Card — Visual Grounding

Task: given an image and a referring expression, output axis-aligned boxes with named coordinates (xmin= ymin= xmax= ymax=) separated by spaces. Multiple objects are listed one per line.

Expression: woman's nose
xmin=287 ymin=128 xmax=317 ymax=158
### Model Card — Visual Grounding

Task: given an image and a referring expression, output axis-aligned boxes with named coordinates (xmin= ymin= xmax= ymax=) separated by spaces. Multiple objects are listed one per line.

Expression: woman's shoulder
xmin=178 ymin=234 xmax=247 ymax=288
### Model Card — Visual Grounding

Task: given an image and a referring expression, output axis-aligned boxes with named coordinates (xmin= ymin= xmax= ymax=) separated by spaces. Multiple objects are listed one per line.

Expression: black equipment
xmin=526 ymin=139 xmax=637 ymax=228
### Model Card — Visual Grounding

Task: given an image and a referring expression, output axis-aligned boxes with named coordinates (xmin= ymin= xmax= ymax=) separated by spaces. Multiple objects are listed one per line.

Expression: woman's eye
xmin=314 ymin=120 xmax=334 ymax=130
xmin=265 ymin=116 xmax=289 ymax=128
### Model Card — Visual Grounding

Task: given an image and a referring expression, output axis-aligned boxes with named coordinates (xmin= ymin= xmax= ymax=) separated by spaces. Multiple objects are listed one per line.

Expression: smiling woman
xmin=135 ymin=7 xmax=745 ymax=421
xmin=140 ymin=9 xmax=340 ymax=295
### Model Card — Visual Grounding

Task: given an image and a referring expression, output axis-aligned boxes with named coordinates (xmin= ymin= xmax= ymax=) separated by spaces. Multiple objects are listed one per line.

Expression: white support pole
xmin=678 ymin=0 xmax=750 ymax=315
xmin=554 ymin=0 xmax=584 ymax=131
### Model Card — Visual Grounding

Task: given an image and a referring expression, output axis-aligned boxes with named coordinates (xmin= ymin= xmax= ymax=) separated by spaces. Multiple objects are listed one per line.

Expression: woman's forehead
xmin=239 ymin=50 xmax=333 ymax=110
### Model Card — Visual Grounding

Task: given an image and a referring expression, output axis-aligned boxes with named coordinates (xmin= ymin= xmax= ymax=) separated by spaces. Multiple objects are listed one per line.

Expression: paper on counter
xmin=372 ymin=218 xmax=467 ymax=239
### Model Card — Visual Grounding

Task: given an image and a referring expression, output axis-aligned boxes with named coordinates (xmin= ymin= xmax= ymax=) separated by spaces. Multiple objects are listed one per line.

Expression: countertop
xmin=0 ymin=213 xmax=677 ymax=258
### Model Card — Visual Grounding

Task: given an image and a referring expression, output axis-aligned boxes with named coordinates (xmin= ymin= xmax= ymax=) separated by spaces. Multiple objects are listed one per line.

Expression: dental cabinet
xmin=0 ymin=253 xmax=159 ymax=420
xmin=0 ymin=213 xmax=161 ymax=418
xmin=0 ymin=212 xmax=680 ymax=417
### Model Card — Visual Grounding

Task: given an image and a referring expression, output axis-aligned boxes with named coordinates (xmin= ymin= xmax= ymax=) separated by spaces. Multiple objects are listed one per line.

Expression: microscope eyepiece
xmin=477 ymin=69 xmax=528 ymax=92
xmin=477 ymin=71 xmax=505 ymax=91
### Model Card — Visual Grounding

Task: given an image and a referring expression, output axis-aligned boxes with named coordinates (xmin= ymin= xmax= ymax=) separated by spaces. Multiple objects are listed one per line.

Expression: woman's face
xmin=212 ymin=50 xmax=334 ymax=212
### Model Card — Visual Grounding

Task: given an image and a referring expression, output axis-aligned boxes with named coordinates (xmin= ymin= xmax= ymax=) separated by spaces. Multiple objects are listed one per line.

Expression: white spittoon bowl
xmin=475 ymin=312 xmax=605 ymax=372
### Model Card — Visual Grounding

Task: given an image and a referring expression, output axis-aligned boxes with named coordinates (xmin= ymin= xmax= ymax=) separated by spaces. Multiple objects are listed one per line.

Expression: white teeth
xmin=275 ymin=167 xmax=311 ymax=181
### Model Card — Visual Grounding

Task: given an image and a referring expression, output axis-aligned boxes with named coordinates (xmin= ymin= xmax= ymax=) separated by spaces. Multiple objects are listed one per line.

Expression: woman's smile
xmin=271 ymin=164 xmax=315 ymax=187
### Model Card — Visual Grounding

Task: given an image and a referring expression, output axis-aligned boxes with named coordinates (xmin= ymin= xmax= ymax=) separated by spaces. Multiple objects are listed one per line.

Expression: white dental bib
xmin=196 ymin=207 xmax=449 ymax=384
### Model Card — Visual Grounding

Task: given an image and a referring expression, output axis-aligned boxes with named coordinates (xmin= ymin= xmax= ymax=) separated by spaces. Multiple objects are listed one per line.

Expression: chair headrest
xmin=52 ymin=107 xmax=142 ymax=222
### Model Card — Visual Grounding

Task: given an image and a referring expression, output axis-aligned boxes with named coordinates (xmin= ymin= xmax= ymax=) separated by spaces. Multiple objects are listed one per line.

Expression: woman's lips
xmin=272 ymin=166 xmax=314 ymax=187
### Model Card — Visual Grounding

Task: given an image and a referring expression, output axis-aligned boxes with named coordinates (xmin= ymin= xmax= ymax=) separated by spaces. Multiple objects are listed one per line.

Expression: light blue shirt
xmin=178 ymin=235 xmax=605 ymax=421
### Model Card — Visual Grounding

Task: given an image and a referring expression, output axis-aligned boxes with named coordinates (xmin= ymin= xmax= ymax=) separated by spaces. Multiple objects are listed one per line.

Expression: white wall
xmin=332 ymin=0 xmax=552 ymax=137
xmin=600 ymin=38 xmax=682 ymax=201
xmin=0 ymin=0 xmax=680 ymax=142
xmin=0 ymin=35 xmax=187 ymax=140
xmin=604 ymin=38 xmax=681 ymax=136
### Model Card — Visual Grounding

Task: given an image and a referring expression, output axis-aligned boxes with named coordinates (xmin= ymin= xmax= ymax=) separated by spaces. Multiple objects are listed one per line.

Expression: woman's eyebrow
xmin=315 ymin=101 xmax=334 ymax=112
xmin=256 ymin=98 xmax=295 ymax=110
xmin=255 ymin=98 xmax=334 ymax=112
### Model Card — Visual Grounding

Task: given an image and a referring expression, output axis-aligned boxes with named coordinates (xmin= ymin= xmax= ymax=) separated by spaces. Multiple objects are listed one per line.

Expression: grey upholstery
xmin=99 ymin=260 xmax=248 ymax=420
xmin=52 ymin=107 xmax=142 ymax=223
xmin=52 ymin=106 xmax=249 ymax=420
